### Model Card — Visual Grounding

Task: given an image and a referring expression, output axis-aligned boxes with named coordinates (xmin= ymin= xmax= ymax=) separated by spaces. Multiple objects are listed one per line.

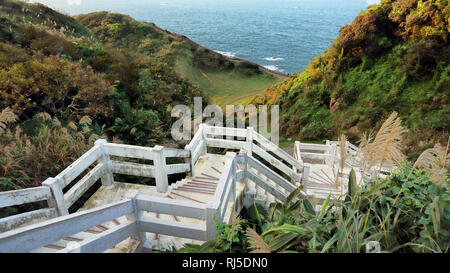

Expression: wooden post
xmin=291 ymin=141 xmax=303 ymax=186
xmin=205 ymin=206 xmax=217 ymax=241
xmin=329 ymin=144 xmax=337 ymax=167
xmin=125 ymin=190 xmax=146 ymax=247
xmin=199 ymin=124 xmax=207 ymax=156
xmin=246 ymin=127 xmax=254 ymax=156
xmin=94 ymin=139 xmax=114 ymax=186
xmin=184 ymin=154 xmax=192 ymax=177
xmin=231 ymin=160 xmax=237 ymax=215
xmin=240 ymin=151 xmax=255 ymax=208
xmin=293 ymin=141 xmax=299 ymax=173
xmin=294 ymin=141 xmax=303 ymax=165
xmin=184 ymin=143 xmax=195 ymax=177
xmin=239 ymin=151 xmax=249 ymax=191
xmin=302 ymin=165 xmax=310 ymax=190
xmin=42 ymin=177 xmax=69 ymax=216
xmin=153 ymin=146 xmax=168 ymax=193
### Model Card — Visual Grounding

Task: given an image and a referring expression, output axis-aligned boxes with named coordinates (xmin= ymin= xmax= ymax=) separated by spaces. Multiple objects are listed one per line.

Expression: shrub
xmin=179 ymin=214 xmax=249 ymax=253
xmin=235 ymin=61 xmax=262 ymax=76
xmin=193 ymin=48 xmax=234 ymax=71
xmin=190 ymin=164 xmax=449 ymax=253
xmin=0 ymin=55 xmax=114 ymax=119
xmin=106 ymin=105 xmax=164 ymax=146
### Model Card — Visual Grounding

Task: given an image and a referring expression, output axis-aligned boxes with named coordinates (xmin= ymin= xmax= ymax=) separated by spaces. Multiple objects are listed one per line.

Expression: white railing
xmin=186 ymin=124 xmax=304 ymax=184
xmin=0 ymin=191 xmax=214 ymax=253
xmin=0 ymin=187 xmax=58 ymax=232
xmin=104 ymin=142 xmax=190 ymax=193
xmin=0 ymin=125 xmax=321 ymax=252
xmin=0 ymin=161 xmax=300 ymax=253
xmin=0 ymin=140 xmax=192 ymax=233
xmin=206 ymin=150 xmax=306 ymax=228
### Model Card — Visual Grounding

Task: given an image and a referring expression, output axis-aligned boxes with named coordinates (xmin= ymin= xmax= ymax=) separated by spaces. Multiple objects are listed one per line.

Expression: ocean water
xmin=31 ymin=0 xmax=374 ymax=74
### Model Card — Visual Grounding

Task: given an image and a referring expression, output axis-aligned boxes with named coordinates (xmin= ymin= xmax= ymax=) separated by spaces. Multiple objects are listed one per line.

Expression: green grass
xmin=175 ymin=53 xmax=281 ymax=106
xmin=233 ymin=93 xmax=261 ymax=106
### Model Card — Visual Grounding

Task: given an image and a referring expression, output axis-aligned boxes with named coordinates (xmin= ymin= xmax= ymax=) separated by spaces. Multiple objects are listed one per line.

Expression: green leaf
xmin=319 ymin=194 xmax=331 ymax=218
xmin=286 ymin=185 xmax=304 ymax=205
xmin=303 ymin=199 xmax=316 ymax=215
xmin=262 ymin=224 xmax=309 ymax=237
xmin=268 ymin=233 xmax=298 ymax=252
xmin=347 ymin=169 xmax=357 ymax=198
xmin=321 ymin=233 xmax=339 ymax=253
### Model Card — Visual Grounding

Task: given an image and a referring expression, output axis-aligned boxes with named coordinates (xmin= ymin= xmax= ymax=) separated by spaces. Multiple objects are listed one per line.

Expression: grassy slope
xmin=75 ymin=11 xmax=283 ymax=106
xmin=176 ymin=53 xmax=280 ymax=106
xmin=253 ymin=0 xmax=449 ymax=156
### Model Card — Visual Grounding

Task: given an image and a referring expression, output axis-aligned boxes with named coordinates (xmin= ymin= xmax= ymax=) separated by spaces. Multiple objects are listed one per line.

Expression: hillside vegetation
xmin=0 ymin=0 xmax=280 ymax=193
xmin=74 ymin=11 xmax=282 ymax=106
xmin=253 ymin=0 xmax=449 ymax=157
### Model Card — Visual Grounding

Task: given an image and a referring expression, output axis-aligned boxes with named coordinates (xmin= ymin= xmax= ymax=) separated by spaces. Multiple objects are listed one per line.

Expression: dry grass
xmin=414 ymin=138 xmax=449 ymax=182
xmin=360 ymin=112 xmax=407 ymax=174
xmin=0 ymin=111 xmax=98 ymax=188
xmin=245 ymin=227 xmax=271 ymax=253
xmin=0 ymin=107 xmax=18 ymax=135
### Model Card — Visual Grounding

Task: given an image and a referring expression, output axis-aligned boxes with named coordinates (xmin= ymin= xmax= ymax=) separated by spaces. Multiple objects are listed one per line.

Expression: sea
xmin=30 ymin=0 xmax=378 ymax=74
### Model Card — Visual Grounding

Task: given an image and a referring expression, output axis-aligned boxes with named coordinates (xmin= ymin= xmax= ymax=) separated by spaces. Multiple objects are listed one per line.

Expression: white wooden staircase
xmin=0 ymin=124 xmax=362 ymax=253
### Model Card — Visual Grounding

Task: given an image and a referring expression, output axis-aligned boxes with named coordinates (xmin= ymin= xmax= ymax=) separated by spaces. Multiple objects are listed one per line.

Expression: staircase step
xmin=200 ymin=173 xmax=220 ymax=180
xmin=173 ymin=188 xmax=215 ymax=195
xmin=190 ymin=178 xmax=218 ymax=184
xmin=211 ymin=167 xmax=222 ymax=175
xmin=177 ymin=186 xmax=216 ymax=194
xmin=169 ymin=192 xmax=206 ymax=204
xmin=185 ymin=181 xmax=218 ymax=189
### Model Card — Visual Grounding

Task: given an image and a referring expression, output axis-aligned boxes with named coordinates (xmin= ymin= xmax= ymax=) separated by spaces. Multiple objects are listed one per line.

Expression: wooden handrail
xmin=2 ymin=125 xmax=338 ymax=252
xmin=0 ymin=198 xmax=135 ymax=253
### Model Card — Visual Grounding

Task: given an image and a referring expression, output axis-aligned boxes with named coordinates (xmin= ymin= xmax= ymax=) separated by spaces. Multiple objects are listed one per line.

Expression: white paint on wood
xmin=166 ymin=163 xmax=190 ymax=175
xmin=139 ymin=216 xmax=206 ymax=241
xmin=185 ymin=126 xmax=203 ymax=151
xmin=204 ymin=125 xmax=247 ymax=138
xmin=301 ymin=152 xmax=330 ymax=160
xmin=111 ymin=161 xmax=155 ymax=178
xmin=64 ymin=163 xmax=105 ymax=207
xmin=205 ymin=138 xmax=247 ymax=150
xmin=218 ymin=177 xmax=234 ymax=221
xmin=302 ymin=165 xmax=311 ymax=187
xmin=235 ymin=170 xmax=244 ymax=181
xmin=104 ymin=143 xmax=155 ymax=160
xmin=254 ymin=132 xmax=302 ymax=169
xmin=0 ymin=199 xmax=134 ymax=253
xmin=162 ymin=148 xmax=190 ymax=158
xmin=294 ymin=141 xmax=304 ymax=166
xmin=191 ymin=139 xmax=206 ymax=173
xmin=299 ymin=143 xmax=330 ymax=151
xmin=63 ymin=222 xmax=137 ymax=253
xmin=245 ymin=170 xmax=287 ymax=202
xmin=211 ymin=153 xmax=235 ymax=210
xmin=0 ymin=208 xmax=57 ymax=233
xmin=205 ymin=206 xmax=217 ymax=241
xmin=42 ymin=177 xmax=69 ymax=216
xmin=136 ymin=195 xmax=207 ymax=220
xmin=246 ymin=155 xmax=298 ymax=193
xmin=246 ymin=127 xmax=254 ymax=156
xmin=153 ymin=146 xmax=168 ymax=193
xmin=252 ymin=144 xmax=300 ymax=181
xmin=56 ymin=145 xmax=101 ymax=188
xmin=0 ymin=187 xmax=51 ymax=209
xmin=327 ymin=144 xmax=337 ymax=167
xmin=95 ymin=139 xmax=114 ymax=186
